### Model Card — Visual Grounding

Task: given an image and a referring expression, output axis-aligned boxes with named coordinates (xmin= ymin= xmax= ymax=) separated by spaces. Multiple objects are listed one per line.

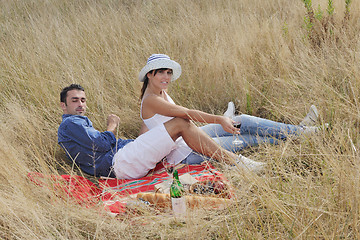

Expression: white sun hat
xmin=138 ymin=54 xmax=182 ymax=82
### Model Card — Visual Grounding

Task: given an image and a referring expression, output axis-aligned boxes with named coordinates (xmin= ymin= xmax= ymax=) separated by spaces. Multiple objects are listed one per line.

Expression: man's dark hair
xmin=60 ymin=84 xmax=85 ymax=103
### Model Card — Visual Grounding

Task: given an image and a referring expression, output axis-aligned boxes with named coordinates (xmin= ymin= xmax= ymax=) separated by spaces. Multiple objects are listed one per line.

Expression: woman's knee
xmin=164 ymin=118 xmax=191 ymax=140
xmin=167 ymin=118 xmax=191 ymax=129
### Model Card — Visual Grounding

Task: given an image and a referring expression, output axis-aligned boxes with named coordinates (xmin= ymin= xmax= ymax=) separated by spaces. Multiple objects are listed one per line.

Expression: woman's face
xmin=147 ymin=68 xmax=173 ymax=90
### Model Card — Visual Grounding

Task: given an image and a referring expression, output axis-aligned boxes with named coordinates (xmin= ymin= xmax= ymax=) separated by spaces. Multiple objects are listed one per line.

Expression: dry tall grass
xmin=1 ymin=0 xmax=360 ymax=238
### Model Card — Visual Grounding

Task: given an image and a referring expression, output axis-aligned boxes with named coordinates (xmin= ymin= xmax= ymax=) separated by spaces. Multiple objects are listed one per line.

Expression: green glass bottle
xmin=170 ymin=169 xmax=186 ymax=218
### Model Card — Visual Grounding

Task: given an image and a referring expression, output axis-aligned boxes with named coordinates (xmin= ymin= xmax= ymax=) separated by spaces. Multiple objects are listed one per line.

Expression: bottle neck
xmin=173 ymin=170 xmax=179 ymax=180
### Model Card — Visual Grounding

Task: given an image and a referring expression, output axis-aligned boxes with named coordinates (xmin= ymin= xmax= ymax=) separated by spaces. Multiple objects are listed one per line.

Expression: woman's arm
xmin=142 ymin=95 xmax=238 ymax=134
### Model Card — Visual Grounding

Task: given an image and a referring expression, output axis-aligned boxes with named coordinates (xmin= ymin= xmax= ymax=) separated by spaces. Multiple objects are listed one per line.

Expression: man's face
xmin=60 ymin=89 xmax=87 ymax=116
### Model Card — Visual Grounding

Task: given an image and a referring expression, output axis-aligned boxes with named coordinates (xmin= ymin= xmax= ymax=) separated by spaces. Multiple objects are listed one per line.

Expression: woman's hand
xmin=219 ymin=116 xmax=240 ymax=134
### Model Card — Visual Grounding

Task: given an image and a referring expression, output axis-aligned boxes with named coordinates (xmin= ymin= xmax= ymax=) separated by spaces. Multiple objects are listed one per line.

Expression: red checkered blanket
xmin=28 ymin=163 xmax=231 ymax=215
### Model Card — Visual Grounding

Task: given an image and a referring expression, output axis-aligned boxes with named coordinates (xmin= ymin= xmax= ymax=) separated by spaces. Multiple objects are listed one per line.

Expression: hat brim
xmin=138 ymin=59 xmax=182 ymax=82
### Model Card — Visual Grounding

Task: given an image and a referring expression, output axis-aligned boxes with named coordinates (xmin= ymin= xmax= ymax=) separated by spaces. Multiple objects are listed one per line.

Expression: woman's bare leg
xmin=164 ymin=118 xmax=237 ymax=164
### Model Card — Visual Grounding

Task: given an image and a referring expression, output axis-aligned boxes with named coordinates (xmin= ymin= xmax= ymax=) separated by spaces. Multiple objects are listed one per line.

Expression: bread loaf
xmin=185 ymin=195 xmax=232 ymax=210
xmin=137 ymin=192 xmax=171 ymax=208
xmin=137 ymin=192 xmax=232 ymax=210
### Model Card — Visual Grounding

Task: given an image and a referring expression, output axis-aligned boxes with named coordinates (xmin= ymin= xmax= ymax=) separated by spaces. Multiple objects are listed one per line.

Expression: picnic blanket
xmin=28 ymin=162 xmax=232 ymax=215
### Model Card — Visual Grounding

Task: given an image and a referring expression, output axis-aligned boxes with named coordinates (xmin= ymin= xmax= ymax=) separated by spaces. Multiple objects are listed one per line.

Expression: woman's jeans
xmin=181 ymin=114 xmax=305 ymax=165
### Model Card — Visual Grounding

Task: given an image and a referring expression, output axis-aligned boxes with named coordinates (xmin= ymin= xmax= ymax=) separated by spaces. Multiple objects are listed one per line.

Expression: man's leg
xmin=201 ymin=113 xmax=317 ymax=151
xmin=180 ymin=151 xmax=211 ymax=165
xmin=237 ymin=114 xmax=308 ymax=139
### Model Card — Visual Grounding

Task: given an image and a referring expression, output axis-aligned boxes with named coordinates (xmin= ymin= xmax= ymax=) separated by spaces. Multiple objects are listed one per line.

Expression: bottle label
xmin=171 ymin=197 xmax=186 ymax=218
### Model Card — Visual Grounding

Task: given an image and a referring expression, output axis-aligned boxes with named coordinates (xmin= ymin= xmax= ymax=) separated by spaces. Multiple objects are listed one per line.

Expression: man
xmin=58 ymin=84 xmax=254 ymax=179
xmin=58 ymin=84 xmax=131 ymax=178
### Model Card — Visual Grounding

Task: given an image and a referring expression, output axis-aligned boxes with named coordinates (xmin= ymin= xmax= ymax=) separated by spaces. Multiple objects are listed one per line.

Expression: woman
xmin=138 ymin=54 xmax=318 ymax=172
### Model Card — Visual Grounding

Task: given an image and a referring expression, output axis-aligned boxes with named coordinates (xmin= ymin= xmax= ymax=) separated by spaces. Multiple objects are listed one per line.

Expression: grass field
xmin=1 ymin=0 xmax=360 ymax=239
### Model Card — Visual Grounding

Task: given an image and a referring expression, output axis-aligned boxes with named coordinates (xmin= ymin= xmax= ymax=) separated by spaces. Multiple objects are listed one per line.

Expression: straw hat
xmin=138 ymin=54 xmax=181 ymax=82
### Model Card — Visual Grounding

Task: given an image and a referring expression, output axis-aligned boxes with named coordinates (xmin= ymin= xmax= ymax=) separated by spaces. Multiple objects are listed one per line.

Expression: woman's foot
xmin=223 ymin=101 xmax=235 ymax=119
xmin=300 ymin=105 xmax=319 ymax=127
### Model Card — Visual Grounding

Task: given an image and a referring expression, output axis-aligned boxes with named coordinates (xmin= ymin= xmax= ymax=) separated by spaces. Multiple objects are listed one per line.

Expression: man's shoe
xmin=302 ymin=123 xmax=329 ymax=136
xmin=224 ymin=101 xmax=235 ymax=119
xmin=300 ymin=105 xmax=319 ymax=127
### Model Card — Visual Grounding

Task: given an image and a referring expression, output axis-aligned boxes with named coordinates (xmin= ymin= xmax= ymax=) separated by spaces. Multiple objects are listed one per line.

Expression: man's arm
xmin=106 ymin=114 xmax=120 ymax=135
xmin=62 ymin=117 xmax=117 ymax=152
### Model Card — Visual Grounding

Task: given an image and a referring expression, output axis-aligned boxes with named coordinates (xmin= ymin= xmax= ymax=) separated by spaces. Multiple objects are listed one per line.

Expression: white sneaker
xmin=300 ymin=105 xmax=319 ymax=127
xmin=224 ymin=101 xmax=235 ymax=119
xmin=302 ymin=123 xmax=329 ymax=136
xmin=302 ymin=126 xmax=319 ymax=135
xmin=235 ymin=154 xmax=266 ymax=174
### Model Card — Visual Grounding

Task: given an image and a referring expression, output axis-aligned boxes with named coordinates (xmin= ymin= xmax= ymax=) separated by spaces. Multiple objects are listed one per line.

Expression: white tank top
xmin=141 ymin=91 xmax=192 ymax=165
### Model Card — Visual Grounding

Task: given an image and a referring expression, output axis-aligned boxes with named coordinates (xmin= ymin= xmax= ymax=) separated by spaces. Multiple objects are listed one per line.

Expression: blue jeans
xmin=181 ymin=114 xmax=305 ymax=165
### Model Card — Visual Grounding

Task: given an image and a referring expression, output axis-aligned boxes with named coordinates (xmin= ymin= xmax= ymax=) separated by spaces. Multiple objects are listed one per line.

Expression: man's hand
xmin=107 ymin=114 xmax=120 ymax=135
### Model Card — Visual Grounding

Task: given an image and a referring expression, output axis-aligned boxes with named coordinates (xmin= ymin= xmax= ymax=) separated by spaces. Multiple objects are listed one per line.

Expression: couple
xmin=58 ymin=54 xmax=319 ymax=179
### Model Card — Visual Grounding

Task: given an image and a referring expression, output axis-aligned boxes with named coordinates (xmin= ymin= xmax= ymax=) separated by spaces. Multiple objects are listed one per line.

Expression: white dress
xmin=140 ymin=91 xmax=192 ymax=165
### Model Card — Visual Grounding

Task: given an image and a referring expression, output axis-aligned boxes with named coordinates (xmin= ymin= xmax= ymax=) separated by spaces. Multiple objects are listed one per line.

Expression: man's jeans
xmin=181 ymin=114 xmax=304 ymax=165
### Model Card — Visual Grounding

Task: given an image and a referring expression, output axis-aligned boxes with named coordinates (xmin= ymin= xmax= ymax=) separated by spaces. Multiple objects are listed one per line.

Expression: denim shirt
xmin=57 ymin=114 xmax=133 ymax=177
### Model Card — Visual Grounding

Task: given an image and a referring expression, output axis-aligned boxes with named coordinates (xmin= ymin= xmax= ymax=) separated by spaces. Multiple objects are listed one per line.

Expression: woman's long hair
xmin=140 ymin=77 xmax=149 ymax=100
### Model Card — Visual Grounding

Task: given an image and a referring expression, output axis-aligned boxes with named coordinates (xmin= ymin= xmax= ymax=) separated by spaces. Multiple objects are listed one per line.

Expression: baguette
xmin=136 ymin=192 xmax=232 ymax=210
xmin=137 ymin=192 xmax=171 ymax=208
xmin=185 ymin=195 xmax=232 ymax=210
